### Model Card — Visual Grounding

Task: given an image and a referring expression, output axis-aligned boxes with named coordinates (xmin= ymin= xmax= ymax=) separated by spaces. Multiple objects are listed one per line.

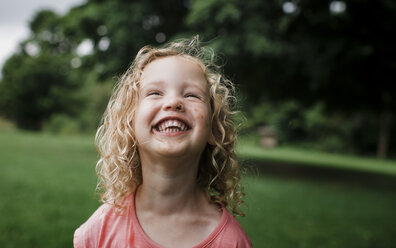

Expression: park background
xmin=0 ymin=0 xmax=395 ymax=247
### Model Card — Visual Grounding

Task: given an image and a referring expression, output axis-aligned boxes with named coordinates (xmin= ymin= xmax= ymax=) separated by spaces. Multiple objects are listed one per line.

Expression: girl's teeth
xmin=159 ymin=127 xmax=182 ymax=133
xmin=156 ymin=119 xmax=187 ymax=133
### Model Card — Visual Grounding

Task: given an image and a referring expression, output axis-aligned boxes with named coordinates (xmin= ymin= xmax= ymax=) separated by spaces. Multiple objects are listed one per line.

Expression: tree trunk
xmin=377 ymin=111 xmax=392 ymax=158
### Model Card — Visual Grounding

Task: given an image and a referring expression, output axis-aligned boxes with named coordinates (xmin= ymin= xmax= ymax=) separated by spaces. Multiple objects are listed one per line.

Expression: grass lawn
xmin=0 ymin=130 xmax=100 ymax=248
xmin=238 ymin=176 xmax=396 ymax=247
xmin=1 ymin=130 xmax=396 ymax=247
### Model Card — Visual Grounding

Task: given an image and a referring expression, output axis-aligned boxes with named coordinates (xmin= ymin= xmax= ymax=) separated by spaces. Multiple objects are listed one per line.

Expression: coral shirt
xmin=74 ymin=193 xmax=252 ymax=248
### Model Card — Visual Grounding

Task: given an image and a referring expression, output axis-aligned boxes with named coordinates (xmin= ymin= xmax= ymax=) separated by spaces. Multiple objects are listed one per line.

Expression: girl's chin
xmin=156 ymin=148 xmax=189 ymax=158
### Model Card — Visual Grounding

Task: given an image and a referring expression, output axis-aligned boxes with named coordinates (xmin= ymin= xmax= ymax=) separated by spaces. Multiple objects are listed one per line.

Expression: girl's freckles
xmin=193 ymin=108 xmax=198 ymax=112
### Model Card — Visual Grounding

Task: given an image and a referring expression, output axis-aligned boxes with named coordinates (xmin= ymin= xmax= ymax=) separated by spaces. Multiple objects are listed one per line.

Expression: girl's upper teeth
xmin=157 ymin=120 xmax=187 ymax=132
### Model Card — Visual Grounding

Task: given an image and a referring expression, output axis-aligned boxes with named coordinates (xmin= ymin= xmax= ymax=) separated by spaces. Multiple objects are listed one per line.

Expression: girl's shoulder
xmin=210 ymin=209 xmax=252 ymax=248
xmin=73 ymin=195 xmax=134 ymax=248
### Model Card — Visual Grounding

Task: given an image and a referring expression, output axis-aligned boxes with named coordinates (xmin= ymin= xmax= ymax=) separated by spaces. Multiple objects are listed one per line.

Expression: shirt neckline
xmin=129 ymin=189 xmax=229 ymax=248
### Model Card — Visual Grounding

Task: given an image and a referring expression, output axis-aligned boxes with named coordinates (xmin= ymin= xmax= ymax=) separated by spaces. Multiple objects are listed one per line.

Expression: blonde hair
xmin=95 ymin=36 xmax=244 ymax=216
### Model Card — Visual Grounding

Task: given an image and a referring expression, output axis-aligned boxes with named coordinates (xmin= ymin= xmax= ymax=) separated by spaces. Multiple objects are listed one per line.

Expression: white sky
xmin=0 ymin=0 xmax=85 ymax=72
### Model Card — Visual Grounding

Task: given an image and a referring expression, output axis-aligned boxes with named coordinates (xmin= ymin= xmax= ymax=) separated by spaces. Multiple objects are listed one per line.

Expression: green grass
xmin=0 ymin=130 xmax=100 ymax=248
xmin=237 ymin=138 xmax=396 ymax=176
xmin=1 ymin=130 xmax=396 ymax=247
xmin=238 ymin=176 xmax=396 ymax=247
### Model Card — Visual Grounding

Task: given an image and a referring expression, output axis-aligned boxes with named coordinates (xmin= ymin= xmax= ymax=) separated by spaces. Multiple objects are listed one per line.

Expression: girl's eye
xmin=147 ymin=91 xmax=161 ymax=96
xmin=185 ymin=94 xmax=200 ymax=99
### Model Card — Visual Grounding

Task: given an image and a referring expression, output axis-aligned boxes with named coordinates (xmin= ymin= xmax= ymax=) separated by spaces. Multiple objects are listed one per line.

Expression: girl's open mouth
xmin=153 ymin=119 xmax=190 ymax=133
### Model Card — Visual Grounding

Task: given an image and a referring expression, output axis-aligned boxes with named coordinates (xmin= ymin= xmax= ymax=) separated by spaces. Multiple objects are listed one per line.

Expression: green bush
xmin=243 ymin=100 xmax=379 ymax=154
xmin=0 ymin=53 xmax=82 ymax=130
xmin=78 ymin=81 xmax=113 ymax=132
xmin=244 ymin=101 xmax=307 ymax=144
xmin=43 ymin=114 xmax=81 ymax=134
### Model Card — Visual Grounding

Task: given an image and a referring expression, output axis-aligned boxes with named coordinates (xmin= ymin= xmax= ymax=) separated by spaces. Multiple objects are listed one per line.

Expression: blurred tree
xmin=185 ymin=0 xmax=285 ymax=103
xmin=1 ymin=0 xmax=394 ymax=157
xmin=61 ymin=0 xmax=189 ymax=78
xmin=0 ymin=53 xmax=80 ymax=130
xmin=0 ymin=0 xmax=189 ymax=131
xmin=186 ymin=0 xmax=396 ymax=157
xmin=58 ymin=0 xmax=190 ymax=130
xmin=0 ymin=10 xmax=81 ymax=130
xmin=279 ymin=0 xmax=396 ymax=158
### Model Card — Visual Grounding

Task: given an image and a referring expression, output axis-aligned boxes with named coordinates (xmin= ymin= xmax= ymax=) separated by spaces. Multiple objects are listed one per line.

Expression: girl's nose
xmin=163 ymin=97 xmax=184 ymax=112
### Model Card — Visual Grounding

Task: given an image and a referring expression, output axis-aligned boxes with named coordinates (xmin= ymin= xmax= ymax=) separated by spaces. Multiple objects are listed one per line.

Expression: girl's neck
xmin=136 ymin=154 xmax=204 ymax=215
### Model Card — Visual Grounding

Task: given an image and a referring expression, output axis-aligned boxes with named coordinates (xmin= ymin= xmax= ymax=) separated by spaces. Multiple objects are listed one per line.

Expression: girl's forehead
xmin=140 ymin=55 xmax=208 ymax=86
xmin=144 ymin=55 xmax=204 ymax=73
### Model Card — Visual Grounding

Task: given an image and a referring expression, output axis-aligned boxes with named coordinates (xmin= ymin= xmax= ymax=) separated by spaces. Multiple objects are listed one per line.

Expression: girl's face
xmin=134 ymin=56 xmax=213 ymax=160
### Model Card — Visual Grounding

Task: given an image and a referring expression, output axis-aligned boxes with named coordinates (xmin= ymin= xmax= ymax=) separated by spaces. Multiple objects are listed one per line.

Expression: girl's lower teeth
xmin=162 ymin=128 xmax=180 ymax=133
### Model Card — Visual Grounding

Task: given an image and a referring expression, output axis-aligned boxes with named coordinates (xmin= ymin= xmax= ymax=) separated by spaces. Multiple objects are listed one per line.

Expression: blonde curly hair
xmin=95 ymin=36 xmax=245 ymax=216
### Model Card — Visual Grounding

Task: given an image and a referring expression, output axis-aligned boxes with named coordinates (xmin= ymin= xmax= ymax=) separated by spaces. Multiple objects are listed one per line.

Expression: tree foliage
xmin=0 ymin=53 xmax=80 ymax=130
xmin=0 ymin=0 xmax=189 ymax=130
xmin=61 ymin=0 xmax=189 ymax=78
xmin=185 ymin=0 xmax=396 ymax=110
xmin=184 ymin=0 xmax=396 ymax=157
xmin=0 ymin=0 xmax=395 ymax=156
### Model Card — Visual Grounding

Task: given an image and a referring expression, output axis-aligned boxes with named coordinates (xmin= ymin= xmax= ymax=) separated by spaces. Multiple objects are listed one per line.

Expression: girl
xmin=74 ymin=36 xmax=252 ymax=248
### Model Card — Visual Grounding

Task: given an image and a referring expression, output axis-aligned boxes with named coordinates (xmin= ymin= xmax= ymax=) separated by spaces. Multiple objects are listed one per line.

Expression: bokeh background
xmin=0 ymin=0 xmax=395 ymax=247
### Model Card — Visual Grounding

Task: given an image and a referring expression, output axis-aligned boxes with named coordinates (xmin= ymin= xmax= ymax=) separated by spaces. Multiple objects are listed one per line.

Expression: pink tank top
xmin=74 ymin=193 xmax=252 ymax=248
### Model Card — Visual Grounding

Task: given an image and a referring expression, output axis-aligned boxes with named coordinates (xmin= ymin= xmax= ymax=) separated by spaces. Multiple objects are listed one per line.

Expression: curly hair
xmin=95 ymin=36 xmax=245 ymax=216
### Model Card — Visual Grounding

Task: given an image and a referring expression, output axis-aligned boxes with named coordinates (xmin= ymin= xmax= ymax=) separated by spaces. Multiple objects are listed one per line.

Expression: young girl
xmin=74 ymin=36 xmax=252 ymax=248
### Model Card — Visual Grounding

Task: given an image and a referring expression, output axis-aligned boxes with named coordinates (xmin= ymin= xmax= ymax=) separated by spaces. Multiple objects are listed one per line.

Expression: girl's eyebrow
xmin=185 ymin=85 xmax=206 ymax=95
xmin=141 ymin=80 xmax=165 ymax=86
xmin=139 ymin=80 xmax=165 ymax=90
xmin=185 ymin=81 xmax=208 ymax=92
